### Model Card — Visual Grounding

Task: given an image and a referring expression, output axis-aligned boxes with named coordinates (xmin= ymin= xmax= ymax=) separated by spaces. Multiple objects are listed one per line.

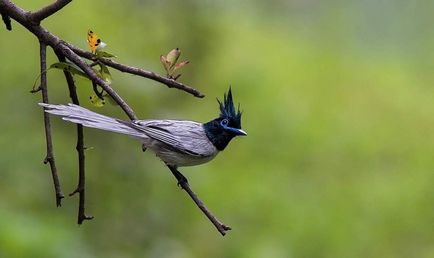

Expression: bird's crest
xmin=217 ymin=87 xmax=242 ymax=128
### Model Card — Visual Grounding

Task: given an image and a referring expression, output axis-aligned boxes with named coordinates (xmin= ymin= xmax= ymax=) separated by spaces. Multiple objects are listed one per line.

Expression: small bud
xmin=160 ymin=55 xmax=170 ymax=72
xmin=166 ymin=48 xmax=181 ymax=68
xmin=173 ymin=60 xmax=190 ymax=71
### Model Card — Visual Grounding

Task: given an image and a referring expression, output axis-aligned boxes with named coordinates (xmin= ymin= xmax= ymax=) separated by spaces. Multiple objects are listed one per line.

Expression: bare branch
xmin=182 ymin=182 xmax=232 ymax=236
xmin=39 ymin=41 xmax=64 ymax=207
xmin=30 ymin=0 xmax=72 ymax=22
xmin=56 ymin=51 xmax=94 ymax=224
xmin=56 ymin=44 xmax=138 ymax=120
xmin=0 ymin=0 xmax=203 ymax=105
xmin=168 ymin=166 xmax=231 ymax=236
xmin=70 ymin=46 xmax=205 ymax=98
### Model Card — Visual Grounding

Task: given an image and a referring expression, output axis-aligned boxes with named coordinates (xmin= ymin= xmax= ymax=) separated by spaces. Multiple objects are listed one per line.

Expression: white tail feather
xmin=39 ymin=103 xmax=144 ymax=138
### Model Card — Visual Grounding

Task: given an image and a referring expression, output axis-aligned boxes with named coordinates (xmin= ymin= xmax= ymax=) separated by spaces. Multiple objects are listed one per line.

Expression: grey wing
xmin=132 ymin=120 xmax=215 ymax=157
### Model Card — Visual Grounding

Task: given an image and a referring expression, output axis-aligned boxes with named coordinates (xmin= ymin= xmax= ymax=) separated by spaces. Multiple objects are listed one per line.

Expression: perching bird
xmin=39 ymin=88 xmax=246 ymax=184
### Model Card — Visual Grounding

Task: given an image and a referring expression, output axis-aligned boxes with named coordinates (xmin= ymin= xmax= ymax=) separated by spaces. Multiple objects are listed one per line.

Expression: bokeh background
xmin=1 ymin=0 xmax=434 ymax=257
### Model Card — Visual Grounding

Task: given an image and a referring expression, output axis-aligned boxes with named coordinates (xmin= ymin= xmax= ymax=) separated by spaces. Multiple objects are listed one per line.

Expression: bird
xmin=39 ymin=87 xmax=246 ymax=184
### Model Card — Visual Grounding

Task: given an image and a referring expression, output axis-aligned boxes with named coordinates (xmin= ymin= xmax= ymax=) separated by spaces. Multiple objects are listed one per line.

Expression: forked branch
xmin=0 ymin=0 xmax=230 ymax=236
xmin=31 ymin=0 xmax=72 ymax=22
xmin=39 ymin=41 xmax=64 ymax=207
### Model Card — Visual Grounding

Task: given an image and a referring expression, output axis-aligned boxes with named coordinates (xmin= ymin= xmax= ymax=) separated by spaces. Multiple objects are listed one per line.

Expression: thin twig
xmin=168 ymin=166 xmax=231 ymax=236
xmin=39 ymin=41 xmax=64 ymax=207
xmin=92 ymin=81 xmax=104 ymax=100
xmin=57 ymin=44 xmax=138 ymax=120
xmin=56 ymin=51 xmax=94 ymax=224
xmin=0 ymin=0 xmax=204 ymax=108
xmin=182 ymin=182 xmax=232 ymax=236
xmin=1 ymin=11 xmax=11 ymax=30
xmin=69 ymin=45 xmax=205 ymax=98
xmin=30 ymin=0 xmax=72 ymax=22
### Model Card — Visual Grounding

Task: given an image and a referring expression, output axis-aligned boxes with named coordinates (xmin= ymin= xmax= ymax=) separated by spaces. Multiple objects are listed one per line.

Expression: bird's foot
xmin=167 ymin=165 xmax=189 ymax=187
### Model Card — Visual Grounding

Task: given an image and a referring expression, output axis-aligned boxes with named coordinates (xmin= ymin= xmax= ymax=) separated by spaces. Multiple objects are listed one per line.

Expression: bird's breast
xmin=155 ymin=148 xmax=218 ymax=167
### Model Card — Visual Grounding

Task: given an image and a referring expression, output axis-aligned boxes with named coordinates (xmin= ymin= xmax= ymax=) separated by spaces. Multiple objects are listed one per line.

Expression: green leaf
xmin=92 ymin=66 xmax=102 ymax=78
xmin=99 ymin=63 xmax=112 ymax=84
xmin=50 ymin=62 xmax=89 ymax=79
xmin=96 ymin=51 xmax=117 ymax=58
xmin=89 ymin=93 xmax=106 ymax=107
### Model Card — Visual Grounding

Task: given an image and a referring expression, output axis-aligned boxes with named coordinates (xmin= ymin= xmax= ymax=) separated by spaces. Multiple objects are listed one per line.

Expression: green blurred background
xmin=1 ymin=0 xmax=434 ymax=257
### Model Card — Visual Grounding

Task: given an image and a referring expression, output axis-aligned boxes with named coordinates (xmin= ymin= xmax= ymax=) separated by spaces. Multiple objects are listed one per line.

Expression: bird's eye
xmin=220 ymin=119 xmax=229 ymax=126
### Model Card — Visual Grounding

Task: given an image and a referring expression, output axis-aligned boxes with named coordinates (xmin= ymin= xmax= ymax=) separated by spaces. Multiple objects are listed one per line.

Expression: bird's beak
xmin=228 ymin=127 xmax=247 ymax=136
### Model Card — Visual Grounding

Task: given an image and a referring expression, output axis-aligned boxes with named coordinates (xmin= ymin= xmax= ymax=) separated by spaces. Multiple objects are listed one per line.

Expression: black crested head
xmin=218 ymin=86 xmax=242 ymax=129
xmin=204 ymin=87 xmax=246 ymax=151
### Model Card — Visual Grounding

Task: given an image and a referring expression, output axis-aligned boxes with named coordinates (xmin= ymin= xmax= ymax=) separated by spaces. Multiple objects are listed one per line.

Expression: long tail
xmin=39 ymin=103 xmax=143 ymax=138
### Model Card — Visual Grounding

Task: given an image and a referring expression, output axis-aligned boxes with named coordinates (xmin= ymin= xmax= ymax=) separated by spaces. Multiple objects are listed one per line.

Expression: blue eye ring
xmin=221 ymin=118 xmax=229 ymax=126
